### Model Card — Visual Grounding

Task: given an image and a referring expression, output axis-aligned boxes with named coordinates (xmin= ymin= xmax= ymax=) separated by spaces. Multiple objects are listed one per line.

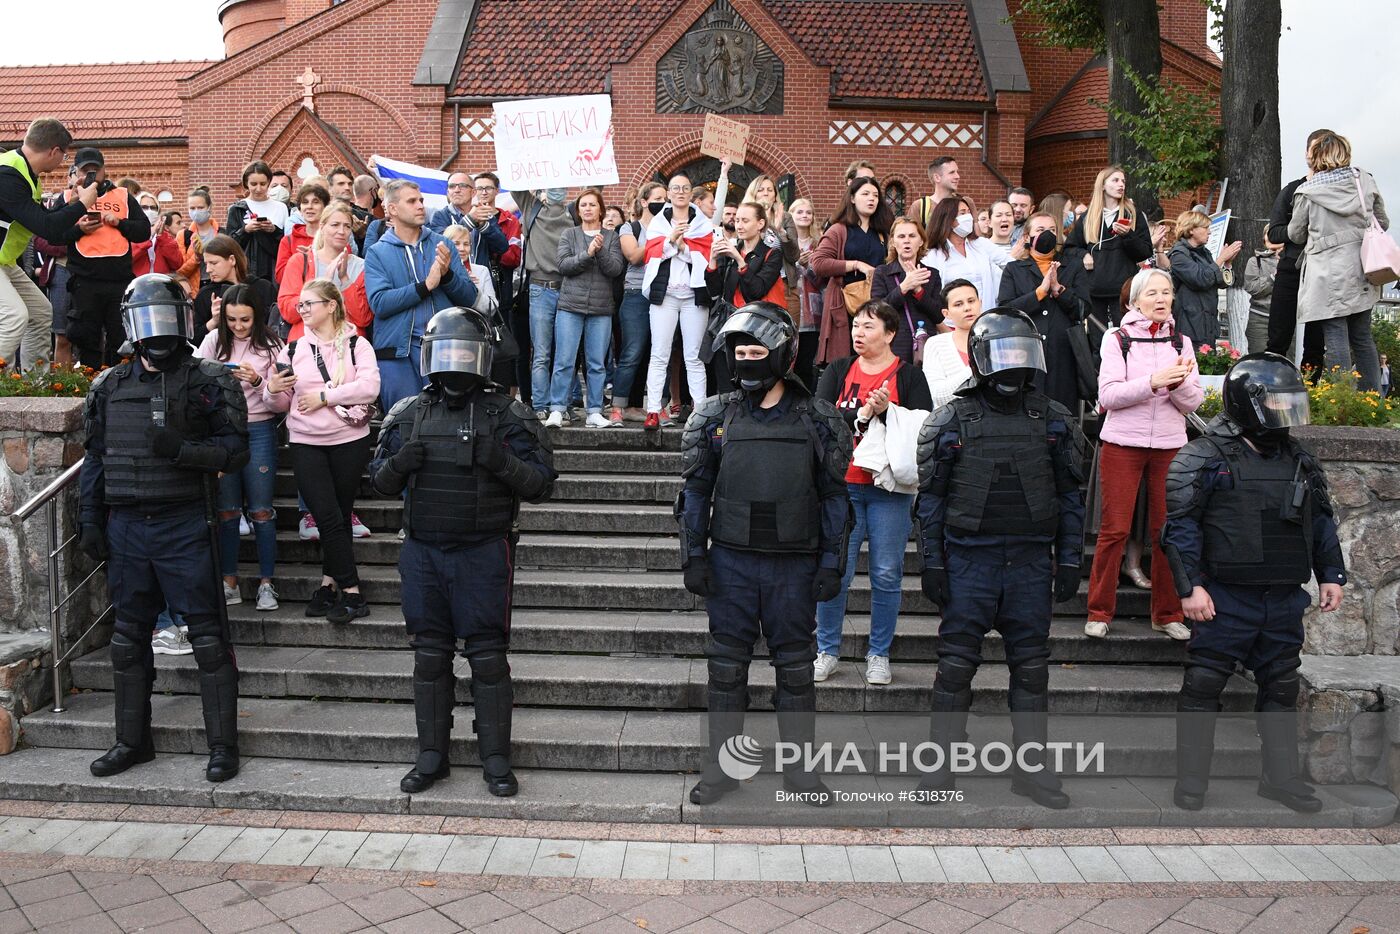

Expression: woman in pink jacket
xmin=1086 ymin=267 xmax=1203 ymax=641
xmin=264 ymin=278 xmax=381 ymax=624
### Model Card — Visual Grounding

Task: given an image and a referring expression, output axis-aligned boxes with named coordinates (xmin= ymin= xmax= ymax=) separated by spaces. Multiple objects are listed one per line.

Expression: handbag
xmin=1064 ymin=319 xmax=1100 ymax=403
xmin=1355 ymin=171 xmax=1400 ymax=286
xmin=842 ymin=277 xmax=872 ymax=316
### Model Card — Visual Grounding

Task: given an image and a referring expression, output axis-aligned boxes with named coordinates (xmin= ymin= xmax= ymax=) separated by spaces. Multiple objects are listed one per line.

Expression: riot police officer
xmin=678 ymin=301 xmax=852 ymax=806
xmin=915 ymin=307 xmax=1086 ymax=809
xmin=371 ymin=307 xmax=555 ymax=797
xmin=1163 ymin=352 xmax=1345 ymax=813
xmin=78 ymin=273 xmax=249 ymax=782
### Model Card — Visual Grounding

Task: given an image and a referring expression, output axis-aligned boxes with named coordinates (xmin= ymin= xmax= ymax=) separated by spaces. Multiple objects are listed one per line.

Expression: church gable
xmin=655 ymin=0 xmax=784 ymax=115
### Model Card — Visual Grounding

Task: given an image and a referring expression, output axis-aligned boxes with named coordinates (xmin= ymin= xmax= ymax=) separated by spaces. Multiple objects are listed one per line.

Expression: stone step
xmin=272 ymin=471 xmax=682 ymax=504
xmin=252 ymin=567 xmax=1152 ymax=617
xmin=555 ymin=449 xmax=681 ymax=474
xmin=22 ymin=690 xmax=1264 ymax=776
xmin=544 ymin=425 xmax=682 ymax=451
xmin=271 ymin=499 xmax=679 ymax=535
xmin=69 ymin=645 xmax=1240 ymax=713
xmin=227 ymin=608 xmax=1184 ymax=665
xmin=5 ymin=747 xmax=1393 ymax=827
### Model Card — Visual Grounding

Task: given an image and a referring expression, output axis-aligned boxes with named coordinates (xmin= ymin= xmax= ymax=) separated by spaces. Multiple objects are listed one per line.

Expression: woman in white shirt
xmin=921 ymin=278 xmax=982 ymax=408
xmin=920 ymin=195 xmax=1001 ymax=307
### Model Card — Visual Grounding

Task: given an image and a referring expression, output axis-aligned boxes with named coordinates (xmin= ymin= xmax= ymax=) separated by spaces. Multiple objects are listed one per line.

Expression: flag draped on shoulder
xmin=641 ymin=205 xmax=714 ymax=297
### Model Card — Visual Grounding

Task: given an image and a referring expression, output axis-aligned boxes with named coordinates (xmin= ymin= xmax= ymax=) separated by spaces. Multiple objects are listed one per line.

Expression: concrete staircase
xmin=10 ymin=426 xmax=1397 ymax=827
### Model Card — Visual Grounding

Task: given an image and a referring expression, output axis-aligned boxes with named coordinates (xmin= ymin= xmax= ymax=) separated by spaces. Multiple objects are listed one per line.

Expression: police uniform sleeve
xmin=370 ymin=396 xmax=416 ymax=496
xmin=915 ymin=405 xmax=959 ymax=570
xmin=808 ymin=397 xmax=855 ymax=571
xmin=78 ymin=367 xmax=117 ymax=527
xmin=1298 ymin=447 xmax=1348 ymax=587
xmin=173 ymin=361 xmax=249 ymax=474
xmin=676 ymin=395 xmax=728 ymax=564
xmin=1160 ymin=438 xmax=1220 ymax=597
xmin=492 ymin=399 xmax=556 ymax=503
xmin=1047 ymin=403 xmax=1087 ymax=568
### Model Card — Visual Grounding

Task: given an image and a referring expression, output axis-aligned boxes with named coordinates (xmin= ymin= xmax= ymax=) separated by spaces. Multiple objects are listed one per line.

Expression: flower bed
xmin=0 ymin=360 xmax=100 ymax=399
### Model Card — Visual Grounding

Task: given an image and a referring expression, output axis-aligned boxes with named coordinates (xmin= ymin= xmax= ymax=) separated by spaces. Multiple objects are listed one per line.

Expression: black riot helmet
xmin=420 ymin=306 xmax=494 ymax=400
xmin=713 ymin=301 xmax=796 ymax=395
xmin=965 ymin=306 xmax=1046 ymax=393
xmin=1223 ymin=352 xmax=1310 ymax=441
xmin=121 ymin=273 xmax=193 ymax=369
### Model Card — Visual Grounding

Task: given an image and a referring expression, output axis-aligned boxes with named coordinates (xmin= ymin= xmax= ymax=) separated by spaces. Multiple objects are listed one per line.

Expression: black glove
xmin=812 ymin=567 xmax=842 ymax=603
xmin=921 ymin=566 xmax=950 ymax=608
xmin=388 ymin=440 xmax=426 ymax=475
xmin=682 ymin=554 xmax=713 ymax=598
xmin=1054 ymin=564 xmax=1081 ymax=603
xmin=474 ymin=437 xmax=508 ymax=474
xmin=151 ymin=428 xmax=185 ymax=459
xmin=78 ymin=523 xmax=108 ymax=561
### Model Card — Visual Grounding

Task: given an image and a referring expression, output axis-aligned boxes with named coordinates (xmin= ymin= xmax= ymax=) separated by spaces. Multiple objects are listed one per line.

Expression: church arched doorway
xmin=654 ymin=156 xmax=789 ymax=205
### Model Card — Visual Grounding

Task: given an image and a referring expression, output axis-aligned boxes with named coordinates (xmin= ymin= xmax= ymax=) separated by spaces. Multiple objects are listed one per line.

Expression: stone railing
xmin=0 ymin=397 xmax=105 ymax=752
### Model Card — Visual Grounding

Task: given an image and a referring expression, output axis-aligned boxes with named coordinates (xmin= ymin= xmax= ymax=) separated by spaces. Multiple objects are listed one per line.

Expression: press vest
xmin=74 ymin=186 xmax=131 ymax=259
xmin=1201 ymin=437 xmax=1313 ymax=586
xmin=0 ymin=150 xmax=39 ymax=267
xmin=709 ymin=399 xmax=822 ymax=554
xmin=100 ymin=364 xmax=207 ymax=508
xmin=944 ymin=391 xmax=1059 ymax=536
xmin=405 ymin=394 xmax=517 ymax=544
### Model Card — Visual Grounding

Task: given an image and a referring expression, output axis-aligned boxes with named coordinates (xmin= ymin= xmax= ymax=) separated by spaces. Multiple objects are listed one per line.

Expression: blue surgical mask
xmin=189 ymin=208 xmax=212 ymax=225
xmin=545 ymin=188 xmax=567 ymax=205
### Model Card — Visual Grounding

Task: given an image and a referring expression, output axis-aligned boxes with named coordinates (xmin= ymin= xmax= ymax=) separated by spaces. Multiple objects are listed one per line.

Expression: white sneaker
xmin=239 ymin=513 xmax=251 ymax=536
xmin=223 ymin=582 xmax=242 ymax=606
xmin=298 ymin=513 xmax=320 ymax=541
xmin=1154 ymin=621 xmax=1192 ymax=641
xmin=152 ymin=627 xmax=193 ymax=656
xmin=544 ymin=411 xmax=564 ymax=428
xmin=585 ymin=412 xmax=610 ymax=429
xmin=1084 ymin=621 xmax=1109 ymax=639
xmin=864 ymin=655 xmax=892 ymax=685
xmin=255 ymin=582 xmax=279 ymax=612
xmin=813 ymin=653 xmax=839 ymax=682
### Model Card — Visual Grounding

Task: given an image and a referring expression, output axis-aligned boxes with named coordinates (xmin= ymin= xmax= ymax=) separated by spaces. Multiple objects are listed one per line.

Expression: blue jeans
xmin=612 ymin=289 xmax=650 ymax=404
xmin=816 ymin=484 xmax=914 ymax=658
xmin=379 ymin=337 xmax=424 ymax=414
xmin=529 ymin=284 xmax=559 ymax=411
xmin=550 ymin=310 xmax=611 ymax=414
xmin=218 ymin=418 xmax=278 ymax=579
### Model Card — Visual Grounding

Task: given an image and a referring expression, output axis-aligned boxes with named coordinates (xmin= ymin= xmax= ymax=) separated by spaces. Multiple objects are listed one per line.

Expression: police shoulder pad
xmin=381 ymin=394 xmax=418 ymax=431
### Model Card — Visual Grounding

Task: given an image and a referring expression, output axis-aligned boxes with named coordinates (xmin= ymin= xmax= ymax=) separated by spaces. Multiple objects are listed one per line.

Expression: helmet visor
xmin=423 ymin=338 xmax=491 ymax=379
xmin=972 ymin=335 xmax=1046 ymax=376
xmin=1256 ymin=389 xmax=1311 ymax=428
xmin=714 ymin=310 xmax=790 ymax=353
xmin=122 ymin=304 xmax=190 ymax=344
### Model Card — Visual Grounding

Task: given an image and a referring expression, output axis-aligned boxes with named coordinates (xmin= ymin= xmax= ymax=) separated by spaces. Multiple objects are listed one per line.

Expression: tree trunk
xmin=1220 ymin=0 xmax=1282 ymax=281
xmin=1099 ymin=0 xmax=1163 ymax=220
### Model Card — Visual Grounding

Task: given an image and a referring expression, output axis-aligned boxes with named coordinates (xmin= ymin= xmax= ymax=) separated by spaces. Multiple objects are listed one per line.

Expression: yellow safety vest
xmin=0 ymin=149 xmax=40 ymax=267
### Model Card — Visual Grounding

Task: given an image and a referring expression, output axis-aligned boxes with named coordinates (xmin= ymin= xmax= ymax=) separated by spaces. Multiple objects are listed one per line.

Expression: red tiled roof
xmin=454 ymin=0 xmax=677 ymax=97
xmin=765 ymin=1 xmax=986 ymax=101
xmin=0 ymin=61 xmax=211 ymax=142
xmin=1026 ymin=65 xmax=1107 ymax=139
xmin=453 ymin=0 xmax=988 ymax=102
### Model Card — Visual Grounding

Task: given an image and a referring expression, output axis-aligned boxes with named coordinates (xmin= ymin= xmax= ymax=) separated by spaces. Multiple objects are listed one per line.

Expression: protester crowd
xmin=1 ymin=117 xmax=1389 ymax=682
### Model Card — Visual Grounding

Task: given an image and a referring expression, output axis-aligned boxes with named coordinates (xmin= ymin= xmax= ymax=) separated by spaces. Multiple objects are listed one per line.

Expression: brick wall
xmin=220 ymin=0 xmax=287 ymax=58
xmin=35 ymin=144 xmax=191 ymax=203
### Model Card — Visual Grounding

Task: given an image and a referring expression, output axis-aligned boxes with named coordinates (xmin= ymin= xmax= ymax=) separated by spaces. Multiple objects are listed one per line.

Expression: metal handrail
xmin=10 ymin=460 xmax=112 ymax=713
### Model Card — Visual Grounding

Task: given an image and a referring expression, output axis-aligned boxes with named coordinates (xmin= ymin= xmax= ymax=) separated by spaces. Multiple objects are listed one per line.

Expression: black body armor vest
xmin=709 ymin=400 xmax=822 ymax=554
xmin=1202 ymin=437 xmax=1313 ymax=586
xmin=406 ymin=395 xmax=517 ymax=544
xmin=101 ymin=364 xmax=206 ymax=508
xmin=944 ymin=391 xmax=1059 ymax=536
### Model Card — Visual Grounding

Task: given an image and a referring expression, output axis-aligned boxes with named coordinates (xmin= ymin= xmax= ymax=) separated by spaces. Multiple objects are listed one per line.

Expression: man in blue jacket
xmin=365 ymin=179 xmax=477 ymax=412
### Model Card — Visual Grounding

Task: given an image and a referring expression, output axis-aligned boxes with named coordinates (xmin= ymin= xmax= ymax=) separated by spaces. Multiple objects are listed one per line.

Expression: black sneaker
xmin=305 ymin=585 xmax=338 ymax=618
xmin=327 ymin=591 xmax=369 ymax=624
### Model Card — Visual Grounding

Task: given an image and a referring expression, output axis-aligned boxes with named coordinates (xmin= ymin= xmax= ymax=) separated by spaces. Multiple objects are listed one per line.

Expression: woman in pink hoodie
xmin=1086 ymin=267 xmax=1203 ymax=641
xmin=264 ymin=278 xmax=381 ymax=624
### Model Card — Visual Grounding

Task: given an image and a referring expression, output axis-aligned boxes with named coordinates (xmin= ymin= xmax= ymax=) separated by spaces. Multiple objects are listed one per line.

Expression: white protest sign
xmin=1206 ymin=209 xmax=1232 ymax=260
xmin=492 ymin=94 xmax=619 ymax=190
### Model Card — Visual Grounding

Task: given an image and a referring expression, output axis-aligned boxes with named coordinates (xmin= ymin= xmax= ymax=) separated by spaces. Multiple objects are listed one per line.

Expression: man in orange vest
xmin=59 ymin=148 xmax=149 ymax=367
xmin=0 ymin=118 xmax=99 ymax=369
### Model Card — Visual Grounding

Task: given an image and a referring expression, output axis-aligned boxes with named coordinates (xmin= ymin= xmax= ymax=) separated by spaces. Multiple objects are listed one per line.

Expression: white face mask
xmin=268 ymin=185 xmax=290 ymax=203
xmin=954 ymin=213 xmax=975 ymax=237
xmin=142 ymin=208 xmax=159 ymax=224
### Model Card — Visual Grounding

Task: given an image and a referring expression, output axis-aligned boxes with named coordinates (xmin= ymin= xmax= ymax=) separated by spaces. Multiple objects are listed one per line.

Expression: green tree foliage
xmin=1094 ymin=65 xmax=1221 ymax=198
xmin=1009 ymin=0 xmax=1104 ymax=51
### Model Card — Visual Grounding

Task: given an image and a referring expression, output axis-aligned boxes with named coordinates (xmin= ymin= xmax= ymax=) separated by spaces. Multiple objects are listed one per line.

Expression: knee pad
xmin=414 ymin=646 xmax=454 ymax=682
xmin=1256 ymin=663 xmax=1301 ymax=712
xmin=1181 ymin=664 xmax=1230 ymax=703
xmin=706 ymin=633 xmax=754 ymax=665
xmin=774 ymin=661 xmax=814 ymax=698
xmin=110 ymin=631 xmax=146 ymax=671
xmin=934 ymin=655 xmax=978 ymax=693
xmin=191 ymin=635 xmax=232 ymax=673
xmin=1009 ymin=658 xmax=1049 ymax=695
xmin=466 ymin=650 xmax=510 ymax=686
xmin=707 ymin=656 xmax=749 ymax=692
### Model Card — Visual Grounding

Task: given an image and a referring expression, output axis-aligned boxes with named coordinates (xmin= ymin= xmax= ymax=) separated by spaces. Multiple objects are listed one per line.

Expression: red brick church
xmin=0 ymin=0 xmax=1219 ymax=214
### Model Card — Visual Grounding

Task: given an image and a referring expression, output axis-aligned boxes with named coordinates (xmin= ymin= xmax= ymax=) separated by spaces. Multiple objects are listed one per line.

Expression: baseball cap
xmin=73 ymin=147 xmax=104 ymax=169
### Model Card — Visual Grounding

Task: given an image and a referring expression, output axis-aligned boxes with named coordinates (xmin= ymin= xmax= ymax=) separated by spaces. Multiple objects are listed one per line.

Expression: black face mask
xmin=1031 ymin=230 xmax=1058 ymax=255
xmin=1249 ymin=426 xmax=1290 ymax=452
xmin=435 ymin=373 xmax=477 ymax=407
xmin=733 ymin=357 xmax=776 ymax=394
xmin=647 ymin=201 xmax=665 ymax=215
xmin=138 ymin=336 xmax=184 ymax=371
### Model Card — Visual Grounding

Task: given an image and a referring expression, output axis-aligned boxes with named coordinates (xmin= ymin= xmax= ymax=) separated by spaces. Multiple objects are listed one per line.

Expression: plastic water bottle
xmin=913 ymin=320 xmax=930 ymax=365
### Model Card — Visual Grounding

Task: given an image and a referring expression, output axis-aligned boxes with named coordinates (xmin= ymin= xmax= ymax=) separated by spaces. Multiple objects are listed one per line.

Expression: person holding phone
xmin=196 ymin=283 xmax=284 ymax=612
xmin=1064 ymin=166 xmax=1153 ymax=328
xmin=227 ymin=161 xmax=288 ymax=285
